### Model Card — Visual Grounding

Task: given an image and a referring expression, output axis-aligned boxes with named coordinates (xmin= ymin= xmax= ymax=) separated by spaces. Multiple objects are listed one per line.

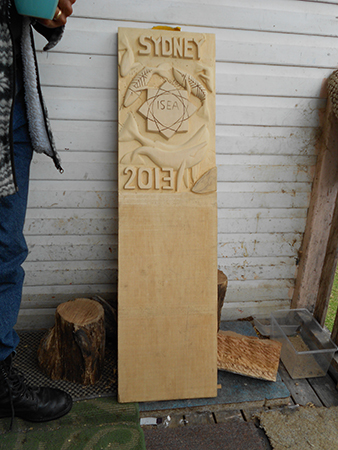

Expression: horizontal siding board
xmin=42 ymin=87 xmax=325 ymax=127
xmin=35 ymin=19 xmax=338 ymax=69
xmin=218 ymin=216 xmax=307 ymax=234
xmin=24 ymin=267 xmax=117 ymax=287
xmin=215 ymin=63 xmax=331 ymax=98
xmin=28 ymin=189 xmax=117 ymax=209
xmin=30 ymin=161 xmax=315 ymax=185
xmin=25 ymin=235 xmax=117 ymax=262
xmin=215 ymin=125 xmax=318 ymax=156
xmin=27 ymin=187 xmax=310 ymax=210
xmin=22 ymin=284 xmax=117 ymax=296
xmin=225 ymin=279 xmax=294 ymax=302
xmin=47 ymin=120 xmax=318 ymax=156
xmin=218 ymin=257 xmax=298 ymax=281
xmin=216 ymin=95 xmax=325 ymax=127
xmin=37 ymin=52 xmax=332 ymax=99
xmin=220 ymin=300 xmax=291 ymax=320
xmin=24 ymin=217 xmax=117 ymax=236
xmin=20 ymin=291 xmax=117 ymax=308
xmin=218 ymin=191 xmax=310 ymax=209
xmin=71 ymin=1 xmax=338 ymax=38
xmin=50 ymin=120 xmax=117 ymax=152
xmin=218 ymin=233 xmax=302 ymax=258
xmin=217 ymin=167 xmax=314 ymax=182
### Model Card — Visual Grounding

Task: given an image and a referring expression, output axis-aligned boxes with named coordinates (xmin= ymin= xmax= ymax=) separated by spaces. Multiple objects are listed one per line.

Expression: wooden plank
xmin=30 ymin=153 xmax=316 ymax=182
xmin=49 ymin=120 xmax=117 ymax=152
xmin=225 ymin=280 xmax=293 ymax=303
xmin=45 ymin=120 xmax=319 ymax=156
xmin=292 ymin=99 xmax=338 ymax=310
xmin=218 ymin=192 xmax=310 ymax=209
xmin=71 ymin=0 xmax=338 ymax=38
xmin=308 ymin=374 xmax=338 ymax=407
xmin=34 ymin=18 xmax=338 ymax=69
xmin=215 ymin=125 xmax=318 ymax=156
xmin=117 ymin=28 xmax=217 ymax=403
xmin=278 ymin=363 xmax=323 ymax=407
xmin=217 ymin=330 xmax=282 ymax=381
xmin=38 ymin=51 xmax=333 ymax=99
xmin=42 ymin=86 xmax=325 ymax=127
xmin=218 ymin=233 xmax=303 ymax=258
xmin=314 ymin=194 xmax=338 ymax=326
xmin=27 ymin=186 xmax=310 ymax=210
xmin=219 ymin=257 xmax=300 ymax=281
xmin=24 ymin=208 xmax=117 ymax=236
xmin=25 ymin=235 xmax=117 ymax=261
xmin=20 ymin=291 xmax=117 ymax=308
xmin=215 ymin=63 xmax=333 ymax=98
xmin=218 ymin=215 xmax=307 ymax=234
xmin=24 ymin=266 xmax=117 ymax=287
xmin=220 ymin=300 xmax=291 ymax=321
xmin=214 ymin=409 xmax=243 ymax=423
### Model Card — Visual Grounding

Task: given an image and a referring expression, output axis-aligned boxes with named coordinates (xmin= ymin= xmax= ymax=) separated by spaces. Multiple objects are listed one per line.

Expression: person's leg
xmin=0 ymin=78 xmax=33 ymax=360
xmin=0 ymin=74 xmax=72 ymax=430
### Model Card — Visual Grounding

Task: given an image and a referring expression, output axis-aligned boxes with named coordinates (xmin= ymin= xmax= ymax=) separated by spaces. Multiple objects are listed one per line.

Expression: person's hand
xmin=37 ymin=0 xmax=76 ymax=28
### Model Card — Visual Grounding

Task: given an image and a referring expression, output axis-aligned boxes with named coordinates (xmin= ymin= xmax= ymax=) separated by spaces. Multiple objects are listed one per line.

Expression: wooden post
xmin=313 ymin=195 xmax=338 ymax=326
xmin=38 ymin=298 xmax=105 ymax=385
xmin=292 ymin=97 xmax=338 ymax=313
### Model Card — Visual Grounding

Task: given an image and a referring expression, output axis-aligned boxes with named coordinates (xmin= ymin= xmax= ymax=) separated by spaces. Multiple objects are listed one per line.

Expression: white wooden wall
xmin=17 ymin=0 xmax=337 ymax=328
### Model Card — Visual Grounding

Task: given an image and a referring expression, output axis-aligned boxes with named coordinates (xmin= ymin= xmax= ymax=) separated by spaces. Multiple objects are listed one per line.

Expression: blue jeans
xmin=0 ymin=75 xmax=33 ymax=361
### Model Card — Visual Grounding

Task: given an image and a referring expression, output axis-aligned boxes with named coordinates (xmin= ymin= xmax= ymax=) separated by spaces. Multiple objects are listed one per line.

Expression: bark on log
xmin=217 ymin=270 xmax=228 ymax=331
xmin=91 ymin=295 xmax=117 ymax=344
xmin=38 ymin=298 xmax=105 ymax=385
xmin=217 ymin=330 xmax=282 ymax=382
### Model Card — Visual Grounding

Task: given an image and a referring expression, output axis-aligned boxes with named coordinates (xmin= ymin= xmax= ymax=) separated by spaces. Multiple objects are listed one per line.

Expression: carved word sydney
xmin=138 ymin=36 xmax=205 ymax=60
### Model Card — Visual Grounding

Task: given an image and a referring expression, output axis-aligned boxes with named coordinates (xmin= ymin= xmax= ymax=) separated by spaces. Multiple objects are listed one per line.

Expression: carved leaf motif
xmin=192 ymin=167 xmax=217 ymax=194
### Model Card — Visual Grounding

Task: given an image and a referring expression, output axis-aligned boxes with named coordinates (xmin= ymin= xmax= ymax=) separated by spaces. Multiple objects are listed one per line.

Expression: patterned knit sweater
xmin=0 ymin=0 xmax=64 ymax=198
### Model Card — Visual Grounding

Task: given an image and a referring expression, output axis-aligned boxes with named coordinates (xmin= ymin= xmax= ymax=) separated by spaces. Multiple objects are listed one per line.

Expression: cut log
xmin=38 ymin=298 xmax=105 ymax=385
xmin=217 ymin=270 xmax=228 ymax=331
xmin=217 ymin=330 xmax=282 ymax=382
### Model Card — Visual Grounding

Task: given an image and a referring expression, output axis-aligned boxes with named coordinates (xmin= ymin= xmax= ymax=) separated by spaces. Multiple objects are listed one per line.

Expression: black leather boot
xmin=0 ymin=353 xmax=72 ymax=429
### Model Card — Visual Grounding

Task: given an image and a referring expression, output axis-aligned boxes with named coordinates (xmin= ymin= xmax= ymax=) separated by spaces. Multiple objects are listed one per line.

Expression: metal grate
xmin=14 ymin=330 xmax=117 ymax=401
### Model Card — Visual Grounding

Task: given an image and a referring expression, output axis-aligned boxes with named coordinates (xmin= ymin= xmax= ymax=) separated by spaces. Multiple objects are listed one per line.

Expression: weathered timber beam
xmin=292 ymin=97 xmax=338 ymax=313
xmin=314 ymin=195 xmax=338 ymax=326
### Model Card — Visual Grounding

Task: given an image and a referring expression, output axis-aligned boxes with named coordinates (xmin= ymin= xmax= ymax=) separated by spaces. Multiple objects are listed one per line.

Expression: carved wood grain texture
xmin=117 ymin=28 xmax=217 ymax=402
xmin=217 ymin=330 xmax=282 ymax=382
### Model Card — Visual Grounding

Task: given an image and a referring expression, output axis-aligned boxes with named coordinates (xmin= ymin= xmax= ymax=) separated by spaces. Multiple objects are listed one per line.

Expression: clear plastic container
xmin=253 ymin=314 xmax=272 ymax=336
xmin=270 ymin=309 xmax=337 ymax=379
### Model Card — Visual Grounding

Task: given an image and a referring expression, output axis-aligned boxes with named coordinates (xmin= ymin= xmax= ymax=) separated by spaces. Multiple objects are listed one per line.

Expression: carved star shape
xmin=138 ymin=81 xmax=197 ymax=139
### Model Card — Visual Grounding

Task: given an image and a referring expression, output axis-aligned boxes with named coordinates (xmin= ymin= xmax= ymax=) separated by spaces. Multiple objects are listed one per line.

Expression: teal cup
xmin=14 ymin=0 xmax=59 ymax=20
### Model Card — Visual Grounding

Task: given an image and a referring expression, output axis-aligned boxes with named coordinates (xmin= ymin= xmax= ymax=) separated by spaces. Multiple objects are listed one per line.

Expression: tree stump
xmin=38 ymin=298 xmax=105 ymax=385
xmin=217 ymin=270 xmax=228 ymax=331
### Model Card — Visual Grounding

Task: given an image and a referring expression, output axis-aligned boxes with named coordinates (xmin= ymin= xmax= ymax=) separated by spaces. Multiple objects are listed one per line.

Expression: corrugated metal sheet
xmin=19 ymin=0 xmax=335 ymax=327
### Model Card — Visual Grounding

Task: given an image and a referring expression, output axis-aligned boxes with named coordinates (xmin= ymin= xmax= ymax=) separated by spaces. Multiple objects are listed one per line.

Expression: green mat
xmin=0 ymin=397 xmax=146 ymax=450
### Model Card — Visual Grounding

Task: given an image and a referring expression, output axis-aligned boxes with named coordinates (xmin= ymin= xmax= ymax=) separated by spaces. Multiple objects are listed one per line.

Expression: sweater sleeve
xmin=31 ymin=22 xmax=64 ymax=51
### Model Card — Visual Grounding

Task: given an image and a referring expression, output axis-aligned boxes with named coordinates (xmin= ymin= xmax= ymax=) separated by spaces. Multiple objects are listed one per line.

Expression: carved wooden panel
xmin=118 ymin=27 xmax=217 ymax=403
